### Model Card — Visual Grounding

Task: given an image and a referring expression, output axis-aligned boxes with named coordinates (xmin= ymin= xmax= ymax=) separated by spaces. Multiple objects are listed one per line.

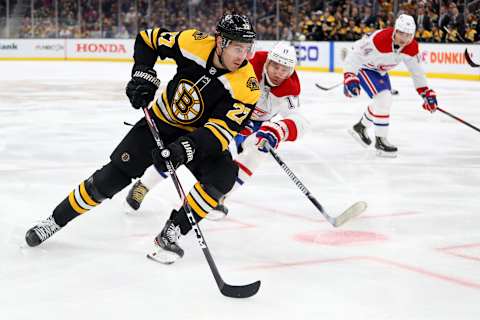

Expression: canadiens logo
xmin=193 ymin=31 xmax=208 ymax=40
xmin=246 ymin=77 xmax=260 ymax=91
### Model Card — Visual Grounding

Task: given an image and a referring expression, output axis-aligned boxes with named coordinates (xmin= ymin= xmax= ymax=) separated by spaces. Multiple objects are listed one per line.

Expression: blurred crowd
xmin=301 ymin=1 xmax=480 ymax=43
xmin=0 ymin=0 xmax=479 ymax=43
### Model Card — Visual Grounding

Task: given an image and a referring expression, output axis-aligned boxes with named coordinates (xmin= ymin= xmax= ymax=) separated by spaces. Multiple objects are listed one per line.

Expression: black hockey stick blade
xmin=203 ymin=249 xmax=261 ymax=298
xmin=315 ymin=82 xmax=342 ymax=91
xmin=220 ymin=280 xmax=261 ymax=298
xmin=465 ymin=49 xmax=480 ymax=68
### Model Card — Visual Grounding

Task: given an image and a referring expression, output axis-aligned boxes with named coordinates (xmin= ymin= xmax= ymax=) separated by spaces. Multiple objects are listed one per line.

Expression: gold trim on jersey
xmin=178 ymin=29 xmax=215 ymax=68
xmin=140 ymin=29 xmax=154 ymax=49
xmin=204 ymin=124 xmax=229 ymax=151
xmin=186 ymin=182 xmax=218 ymax=218
xmin=152 ymin=28 xmax=160 ymax=50
xmin=218 ymin=63 xmax=260 ymax=105
xmin=204 ymin=118 xmax=236 ymax=151
xmin=207 ymin=118 xmax=237 ymax=137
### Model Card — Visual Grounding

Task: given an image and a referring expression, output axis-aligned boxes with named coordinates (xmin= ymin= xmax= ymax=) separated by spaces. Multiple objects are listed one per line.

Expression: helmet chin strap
xmin=263 ymin=63 xmax=276 ymax=87
xmin=217 ymin=37 xmax=231 ymax=70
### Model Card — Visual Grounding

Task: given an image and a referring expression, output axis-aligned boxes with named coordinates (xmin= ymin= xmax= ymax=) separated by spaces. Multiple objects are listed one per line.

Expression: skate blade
xmin=146 ymin=249 xmax=180 ymax=265
xmin=205 ymin=209 xmax=227 ymax=221
xmin=376 ymin=149 xmax=398 ymax=158
xmin=123 ymin=200 xmax=141 ymax=215
xmin=348 ymin=129 xmax=370 ymax=148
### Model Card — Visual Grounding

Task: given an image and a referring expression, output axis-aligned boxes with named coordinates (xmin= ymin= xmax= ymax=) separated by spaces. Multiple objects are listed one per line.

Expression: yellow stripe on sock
xmin=187 ymin=194 xmax=208 ymax=218
xmin=194 ymin=183 xmax=218 ymax=208
xmin=68 ymin=191 xmax=87 ymax=214
xmin=79 ymin=182 xmax=98 ymax=206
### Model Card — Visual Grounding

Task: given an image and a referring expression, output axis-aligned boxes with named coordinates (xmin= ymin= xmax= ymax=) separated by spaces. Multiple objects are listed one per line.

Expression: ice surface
xmin=1 ymin=61 xmax=479 ymax=320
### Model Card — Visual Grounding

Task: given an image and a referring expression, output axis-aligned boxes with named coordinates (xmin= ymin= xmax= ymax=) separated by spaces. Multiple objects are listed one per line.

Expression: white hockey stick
xmin=267 ymin=145 xmax=367 ymax=227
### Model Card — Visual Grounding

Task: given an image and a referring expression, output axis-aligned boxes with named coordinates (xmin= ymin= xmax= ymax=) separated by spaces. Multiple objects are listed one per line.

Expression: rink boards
xmin=0 ymin=38 xmax=478 ymax=80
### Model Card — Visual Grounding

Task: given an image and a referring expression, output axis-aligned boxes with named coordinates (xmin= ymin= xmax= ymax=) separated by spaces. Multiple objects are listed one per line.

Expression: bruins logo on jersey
xmin=171 ymin=79 xmax=204 ymax=124
xmin=246 ymin=77 xmax=260 ymax=91
xmin=193 ymin=31 xmax=208 ymax=40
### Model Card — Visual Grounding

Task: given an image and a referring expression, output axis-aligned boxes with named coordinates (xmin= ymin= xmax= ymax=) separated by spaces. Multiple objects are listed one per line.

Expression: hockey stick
xmin=316 ymin=82 xmax=399 ymax=95
xmin=142 ymin=106 xmax=260 ymax=298
xmin=267 ymin=145 xmax=367 ymax=227
xmin=437 ymin=107 xmax=480 ymax=133
xmin=464 ymin=49 xmax=480 ymax=68
xmin=315 ymin=82 xmax=342 ymax=91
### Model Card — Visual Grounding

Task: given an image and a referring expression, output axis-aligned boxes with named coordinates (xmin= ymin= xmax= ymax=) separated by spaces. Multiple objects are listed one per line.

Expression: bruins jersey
xmin=133 ymin=28 xmax=260 ymax=159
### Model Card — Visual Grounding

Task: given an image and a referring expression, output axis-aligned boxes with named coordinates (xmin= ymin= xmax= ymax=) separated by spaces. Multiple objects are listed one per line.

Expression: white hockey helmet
xmin=394 ymin=14 xmax=416 ymax=35
xmin=267 ymin=42 xmax=297 ymax=72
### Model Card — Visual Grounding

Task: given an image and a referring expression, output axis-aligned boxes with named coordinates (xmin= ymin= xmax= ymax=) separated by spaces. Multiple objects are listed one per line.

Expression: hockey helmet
xmin=394 ymin=14 xmax=416 ymax=35
xmin=268 ymin=42 xmax=297 ymax=69
xmin=216 ymin=13 xmax=256 ymax=44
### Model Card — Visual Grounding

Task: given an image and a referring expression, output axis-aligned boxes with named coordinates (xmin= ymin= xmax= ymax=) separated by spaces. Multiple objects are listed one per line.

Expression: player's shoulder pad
xmin=220 ymin=61 xmax=261 ymax=105
xmin=271 ymin=71 xmax=301 ymax=97
xmin=372 ymin=28 xmax=394 ymax=53
xmin=178 ymin=29 xmax=215 ymax=65
xmin=249 ymin=51 xmax=269 ymax=80
xmin=400 ymin=39 xmax=419 ymax=57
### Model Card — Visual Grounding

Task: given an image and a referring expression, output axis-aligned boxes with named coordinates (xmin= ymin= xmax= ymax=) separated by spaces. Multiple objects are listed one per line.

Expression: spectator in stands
xmin=416 ymin=3 xmax=432 ymax=31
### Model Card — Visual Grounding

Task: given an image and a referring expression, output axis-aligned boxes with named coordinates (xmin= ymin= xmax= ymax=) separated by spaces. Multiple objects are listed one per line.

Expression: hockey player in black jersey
xmin=25 ymin=13 xmax=260 ymax=263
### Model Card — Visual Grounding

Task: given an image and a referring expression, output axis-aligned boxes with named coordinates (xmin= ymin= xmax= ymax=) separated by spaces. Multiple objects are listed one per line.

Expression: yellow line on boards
xmin=1 ymin=58 xmax=478 ymax=81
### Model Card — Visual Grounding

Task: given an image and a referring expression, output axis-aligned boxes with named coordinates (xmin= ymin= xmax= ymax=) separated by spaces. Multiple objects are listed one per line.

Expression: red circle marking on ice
xmin=294 ymin=230 xmax=387 ymax=246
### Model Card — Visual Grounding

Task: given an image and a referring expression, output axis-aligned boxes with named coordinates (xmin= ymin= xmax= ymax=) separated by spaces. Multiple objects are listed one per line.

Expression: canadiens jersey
xmin=134 ymin=28 xmax=261 ymax=158
xmin=248 ymin=51 xmax=308 ymax=141
xmin=344 ymin=27 xmax=428 ymax=89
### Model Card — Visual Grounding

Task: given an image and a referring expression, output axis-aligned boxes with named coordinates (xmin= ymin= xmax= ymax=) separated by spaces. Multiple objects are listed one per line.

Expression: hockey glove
xmin=417 ymin=87 xmax=437 ymax=113
xmin=343 ymin=72 xmax=361 ymax=97
xmin=126 ymin=65 xmax=161 ymax=109
xmin=255 ymin=121 xmax=287 ymax=153
xmin=152 ymin=136 xmax=195 ymax=173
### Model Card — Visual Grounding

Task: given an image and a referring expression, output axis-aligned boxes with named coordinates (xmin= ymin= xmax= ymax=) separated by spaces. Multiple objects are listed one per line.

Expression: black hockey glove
xmin=126 ymin=65 xmax=161 ymax=109
xmin=152 ymin=136 xmax=196 ymax=173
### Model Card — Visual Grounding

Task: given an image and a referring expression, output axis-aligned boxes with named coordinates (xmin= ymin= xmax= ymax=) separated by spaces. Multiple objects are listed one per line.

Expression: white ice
xmin=1 ymin=61 xmax=480 ymax=320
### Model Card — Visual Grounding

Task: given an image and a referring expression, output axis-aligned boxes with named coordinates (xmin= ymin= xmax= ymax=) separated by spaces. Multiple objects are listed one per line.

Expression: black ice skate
xmin=147 ymin=219 xmax=184 ymax=264
xmin=375 ymin=136 xmax=398 ymax=158
xmin=349 ymin=121 xmax=372 ymax=148
xmin=25 ymin=215 xmax=62 ymax=247
xmin=124 ymin=180 xmax=149 ymax=213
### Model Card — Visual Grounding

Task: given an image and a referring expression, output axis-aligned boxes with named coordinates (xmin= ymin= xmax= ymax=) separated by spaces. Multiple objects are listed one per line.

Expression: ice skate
xmin=147 ymin=219 xmax=184 ymax=264
xmin=349 ymin=121 xmax=372 ymax=148
xmin=25 ymin=215 xmax=62 ymax=247
xmin=124 ymin=180 xmax=149 ymax=214
xmin=375 ymin=136 xmax=398 ymax=158
xmin=206 ymin=199 xmax=229 ymax=221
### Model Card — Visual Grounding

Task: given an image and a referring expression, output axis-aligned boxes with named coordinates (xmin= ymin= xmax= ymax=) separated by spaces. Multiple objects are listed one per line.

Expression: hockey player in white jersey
xmin=125 ymin=42 xmax=308 ymax=217
xmin=344 ymin=14 xmax=438 ymax=157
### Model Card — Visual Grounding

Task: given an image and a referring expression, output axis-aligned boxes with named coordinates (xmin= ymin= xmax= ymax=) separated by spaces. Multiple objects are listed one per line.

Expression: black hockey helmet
xmin=216 ymin=13 xmax=256 ymax=44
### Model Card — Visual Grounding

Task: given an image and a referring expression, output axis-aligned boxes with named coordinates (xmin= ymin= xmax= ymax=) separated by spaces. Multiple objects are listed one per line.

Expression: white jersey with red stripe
xmin=344 ymin=27 xmax=428 ymax=89
xmin=248 ymin=51 xmax=309 ymax=141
